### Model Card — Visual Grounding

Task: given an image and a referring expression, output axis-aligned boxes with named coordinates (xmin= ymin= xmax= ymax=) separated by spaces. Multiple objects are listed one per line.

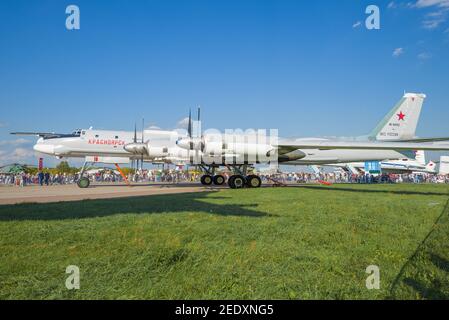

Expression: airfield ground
xmin=0 ymin=184 xmax=448 ymax=299
xmin=0 ymin=183 xmax=212 ymax=205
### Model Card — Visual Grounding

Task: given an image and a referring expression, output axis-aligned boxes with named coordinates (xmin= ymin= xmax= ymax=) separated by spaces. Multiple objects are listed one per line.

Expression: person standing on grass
xmin=44 ymin=172 xmax=50 ymax=186
xmin=20 ymin=173 xmax=26 ymax=187
xmin=37 ymin=171 xmax=44 ymax=186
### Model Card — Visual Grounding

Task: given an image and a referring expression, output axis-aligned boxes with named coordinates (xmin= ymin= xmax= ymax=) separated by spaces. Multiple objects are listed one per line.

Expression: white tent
xmin=439 ymin=156 xmax=449 ymax=175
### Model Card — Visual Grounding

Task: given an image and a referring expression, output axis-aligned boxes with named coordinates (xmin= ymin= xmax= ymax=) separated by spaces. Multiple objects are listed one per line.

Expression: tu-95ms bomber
xmin=12 ymin=93 xmax=449 ymax=189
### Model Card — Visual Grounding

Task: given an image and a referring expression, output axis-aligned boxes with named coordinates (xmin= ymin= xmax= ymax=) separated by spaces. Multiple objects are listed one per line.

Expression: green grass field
xmin=1 ymin=184 xmax=448 ymax=300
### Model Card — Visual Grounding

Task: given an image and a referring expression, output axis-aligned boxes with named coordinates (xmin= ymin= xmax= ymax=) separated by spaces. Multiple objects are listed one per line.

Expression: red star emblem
xmin=397 ymin=111 xmax=405 ymax=121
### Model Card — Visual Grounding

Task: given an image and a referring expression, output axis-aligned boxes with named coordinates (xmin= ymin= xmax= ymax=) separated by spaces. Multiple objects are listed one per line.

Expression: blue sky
xmin=0 ymin=0 xmax=449 ymax=166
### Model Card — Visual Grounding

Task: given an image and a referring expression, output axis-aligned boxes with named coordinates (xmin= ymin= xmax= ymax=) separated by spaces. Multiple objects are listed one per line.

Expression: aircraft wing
xmin=277 ymin=139 xmax=449 ymax=153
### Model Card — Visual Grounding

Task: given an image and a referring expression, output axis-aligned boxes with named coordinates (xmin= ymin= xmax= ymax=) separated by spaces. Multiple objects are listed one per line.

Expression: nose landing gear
xmin=76 ymin=161 xmax=90 ymax=188
xmin=77 ymin=177 xmax=90 ymax=188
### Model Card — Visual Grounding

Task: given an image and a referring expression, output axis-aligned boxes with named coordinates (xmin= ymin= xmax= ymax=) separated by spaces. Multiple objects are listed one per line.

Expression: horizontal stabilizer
xmin=396 ymin=137 xmax=449 ymax=143
xmin=10 ymin=132 xmax=56 ymax=137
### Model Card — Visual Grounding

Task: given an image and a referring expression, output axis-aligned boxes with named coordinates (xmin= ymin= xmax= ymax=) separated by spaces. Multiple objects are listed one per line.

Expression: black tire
xmin=213 ymin=175 xmax=225 ymax=186
xmin=246 ymin=175 xmax=262 ymax=188
xmin=229 ymin=175 xmax=246 ymax=189
xmin=77 ymin=177 xmax=90 ymax=188
xmin=228 ymin=175 xmax=236 ymax=188
xmin=200 ymin=175 xmax=213 ymax=185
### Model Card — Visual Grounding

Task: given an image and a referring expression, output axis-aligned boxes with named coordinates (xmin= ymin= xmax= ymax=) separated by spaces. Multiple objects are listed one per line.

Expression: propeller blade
xmin=188 ymin=109 xmax=192 ymax=138
xmin=142 ymin=118 xmax=145 ymax=143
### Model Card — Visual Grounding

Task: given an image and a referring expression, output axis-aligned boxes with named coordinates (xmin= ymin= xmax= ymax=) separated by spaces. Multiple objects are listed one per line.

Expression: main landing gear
xmin=227 ymin=174 xmax=262 ymax=189
xmin=198 ymin=165 xmax=262 ymax=189
xmin=200 ymin=174 xmax=225 ymax=186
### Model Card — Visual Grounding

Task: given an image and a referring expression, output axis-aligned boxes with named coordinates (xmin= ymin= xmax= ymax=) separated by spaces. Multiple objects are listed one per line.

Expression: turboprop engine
xmin=123 ymin=142 xmax=148 ymax=155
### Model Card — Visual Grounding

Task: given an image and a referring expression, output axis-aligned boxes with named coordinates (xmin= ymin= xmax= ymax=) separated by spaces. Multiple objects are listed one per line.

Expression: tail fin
xmin=369 ymin=93 xmax=426 ymax=141
xmin=415 ymin=150 xmax=426 ymax=166
xmin=426 ymin=161 xmax=436 ymax=173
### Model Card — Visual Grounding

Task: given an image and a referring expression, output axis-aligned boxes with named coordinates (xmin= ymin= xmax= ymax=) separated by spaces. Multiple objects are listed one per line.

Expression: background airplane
xmin=323 ymin=150 xmax=437 ymax=175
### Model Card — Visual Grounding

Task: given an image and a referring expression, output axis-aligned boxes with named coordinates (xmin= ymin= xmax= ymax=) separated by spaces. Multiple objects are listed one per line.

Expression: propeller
xmin=124 ymin=119 xmax=149 ymax=168
xmin=140 ymin=118 xmax=145 ymax=171
xmin=188 ymin=109 xmax=192 ymax=139
xmin=194 ymin=106 xmax=201 ymax=164
xmin=177 ymin=106 xmax=204 ymax=157
xmin=188 ymin=109 xmax=193 ymax=164
xmin=132 ymin=123 xmax=137 ymax=171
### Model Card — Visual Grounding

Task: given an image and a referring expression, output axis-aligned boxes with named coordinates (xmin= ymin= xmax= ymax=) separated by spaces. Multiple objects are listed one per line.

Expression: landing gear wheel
xmin=77 ymin=177 xmax=90 ymax=188
xmin=200 ymin=175 xmax=213 ymax=186
xmin=228 ymin=175 xmax=246 ymax=189
xmin=213 ymin=175 xmax=225 ymax=186
xmin=246 ymin=175 xmax=262 ymax=188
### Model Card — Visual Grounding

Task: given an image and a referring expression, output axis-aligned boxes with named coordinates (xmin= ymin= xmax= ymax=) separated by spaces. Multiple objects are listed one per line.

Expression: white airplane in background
xmin=11 ymin=93 xmax=449 ymax=189
xmin=324 ymin=150 xmax=437 ymax=175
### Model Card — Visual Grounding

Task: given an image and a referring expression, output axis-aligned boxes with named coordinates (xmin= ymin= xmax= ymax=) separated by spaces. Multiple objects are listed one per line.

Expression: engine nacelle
xmin=278 ymin=150 xmax=307 ymax=162
xmin=147 ymin=146 xmax=169 ymax=158
xmin=123 ymin=142 xmax=148 ymax=155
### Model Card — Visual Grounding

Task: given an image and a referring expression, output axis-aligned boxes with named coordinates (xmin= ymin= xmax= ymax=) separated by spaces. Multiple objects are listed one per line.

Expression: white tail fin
xmin=369 ymin=93 xmax=426 ymax=141
xmin=415 ymin=150 xmax=426 ymax=166
xmin=426 ymin=161 xmax=436 ymax=173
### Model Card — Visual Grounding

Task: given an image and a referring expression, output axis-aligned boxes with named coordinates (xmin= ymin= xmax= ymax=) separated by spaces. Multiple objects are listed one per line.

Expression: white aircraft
xmin=11 ymin=93 xmax=449 ymax=189
xmin=325 ymin=150 xmax=437 ymax=175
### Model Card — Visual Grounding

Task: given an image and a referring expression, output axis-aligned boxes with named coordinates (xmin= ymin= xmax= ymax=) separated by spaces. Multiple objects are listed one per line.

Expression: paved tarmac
xmin=0 ymin=183 xmax=218 ymax=205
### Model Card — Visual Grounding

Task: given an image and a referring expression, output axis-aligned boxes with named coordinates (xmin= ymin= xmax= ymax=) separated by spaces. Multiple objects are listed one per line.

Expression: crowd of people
xmin=260 ymin=172 xmax=449 ymax=185
xmin=0 ymin=170 xmax=199 ymax=187
xmin=1 ymin=169 xmax=449 ymax=187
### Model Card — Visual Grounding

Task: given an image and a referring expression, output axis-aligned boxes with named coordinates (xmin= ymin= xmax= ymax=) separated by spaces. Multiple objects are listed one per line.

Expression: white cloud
xmin=418 ymin=52 xmax=432 ymax=59
xmin=0 ymin=147 xmax=35 ymax=165
xmin=415 ymin=0 xmax=449 ymax=8
xmin=388 ymin=1 xmax=398 ymax=9
xmin=393 ymin=47 xmax=405 ymax=57
xmin=0 ymin=138 xmax=31 ymax=146
xmin=0 ymin=122 xmax=6 ymax=128
xmin=422 ymin=17 xmax=446 ymax=28
xmin=176 ymin=117 xmax=190 ymax=129
xmin=413 ymin=0 xmax=449 ymax=30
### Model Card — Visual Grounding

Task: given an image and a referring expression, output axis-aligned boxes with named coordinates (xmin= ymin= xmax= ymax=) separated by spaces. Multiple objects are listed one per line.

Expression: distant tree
xmin=120 ymin=167 xmax=136 ymax=176
xmin=24 ymin=167 xmax=39 ymax=175
xmin=56 ymin=161 xmax=72 ymax=173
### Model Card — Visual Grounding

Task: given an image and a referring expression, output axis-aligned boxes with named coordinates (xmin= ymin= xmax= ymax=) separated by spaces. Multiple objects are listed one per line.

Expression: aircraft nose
xmin=33 ymin=143 xmax=55 ymax=155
